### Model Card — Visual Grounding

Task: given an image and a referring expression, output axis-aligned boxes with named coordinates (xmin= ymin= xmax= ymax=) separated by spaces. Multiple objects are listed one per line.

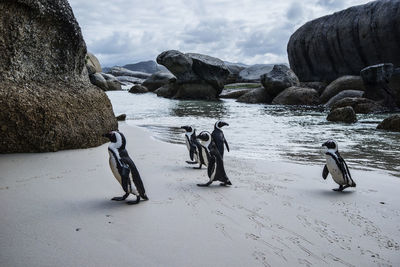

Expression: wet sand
xmin=0 ymin=123 xmax=399 ymax=266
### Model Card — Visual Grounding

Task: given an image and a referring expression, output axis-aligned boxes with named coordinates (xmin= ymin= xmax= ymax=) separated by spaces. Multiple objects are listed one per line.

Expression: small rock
xmin=325 ymin=90 xmax=364 ymax=107
xmin=236 ymin=88 xmax=272 ymax=104
xmin=377 ymin=115 xmax=400 ymax=132
xmin=272 ymin=86 xmax=320 ymax=105
xmin=327 ymin=106 xmax=357 ymax=123
xmin=380 ymin=202 xmax=385 ymax=204
xmin=116 ymin=114 xmax=126 ymax=121
xmin=320 ymin=76 xmax=365 ymax=103
xmin=75 ymin=228 xmax=81 ymax=232
xmin=129 ymin=85 xmax=148 ymax=94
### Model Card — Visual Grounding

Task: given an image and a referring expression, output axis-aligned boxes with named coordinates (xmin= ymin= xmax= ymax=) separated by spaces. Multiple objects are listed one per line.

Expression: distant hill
xmin=123 ymin=60 xmax=168 ymax=74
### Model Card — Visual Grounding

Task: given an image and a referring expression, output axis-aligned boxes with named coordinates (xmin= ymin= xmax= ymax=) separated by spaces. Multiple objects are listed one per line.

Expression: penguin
xmin=211 ymin=120 xmax=230 ymax=158
xmin=321 ymin=140 xmax=356 ymax=191
xmin=103 ymin=131 xmax=148 ymax=204
xmin=181 ymin=125 xmax=207 ymax=169
xmin=196 ymin=131 xmax=232 ymax=187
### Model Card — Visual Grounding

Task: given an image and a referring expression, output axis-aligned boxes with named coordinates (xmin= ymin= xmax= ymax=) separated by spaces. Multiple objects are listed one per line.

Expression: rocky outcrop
xmin=236 ymin=88 xmax=272 ymax=104
xmin=288 ymin=0 xmax=400 ymax=82
xmin=224 ymin=62 xmax=247 ymax=84
xmin=320 ymin=76 xmax=365 ymax=103
xmin=142 ymin=71 xmax=176 ymax=91
xmin=300 ymin=82 xmax=327 ymax=95
xmin=89 ymin=73 xmax=109 ymax=91
xmin=238 ymin=64 xmax=274 ymax=82
xmin=86 ymin=52 xmax=102 ymax=75
xmin=101 ymin=73 xmax=122 ymax=91
xmin=220 ymin=89 xmax=253 ymax=99
xmin=115 ymin=76 xmax=144 ymax=85
xmin=129 ymin=85 xmax=148 ymax=94
xmin=331 ymin=97 xmax=386 ymax=114
xmin=377 ymin=115 xmax=400 ymax=132
xmin=361 ymin=63 xmax=398 ymax=109
xmin=327 ymin=107 xmax=357 ymax=123
xmin=0 ymin=0 xmax=117 ymax=153
xmin=108 ymin=66 xmax=151 ymax=79
xmin=261 ymin=65 xmax=300 ymax=98
xmin=272 ymin=86 xmax=319 ymax=106
xmin=123 ymin=60 xmax=168 ymax=74
xmin=325 ymin=90 xmax=364 ymax=107
xmin=156 ymin=50 xmax=229 ymax=100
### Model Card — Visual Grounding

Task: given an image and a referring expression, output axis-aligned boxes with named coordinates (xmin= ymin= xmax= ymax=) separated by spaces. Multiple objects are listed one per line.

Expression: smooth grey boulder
xmin=86 ymin=52 xmax=102 ymax=75
xmin=89 ymin=73 xmax=108 ymax=91
xmin=261 ymin=65 xmax=300 ymax=98
xmin=224 ymin=62 xmax=247 ymax=84
xmin=155 ymin=84 xmax=178 ymax=98
xmin=331 ymin=97 xmax=386 ymax=114
xmin=361 ymin=63 xmax=397 ymax=109
xmin=288 ymin=1 xmax=400 ymax=82
xmin=238 ymin=64 xmax=274 ymax=82
xmin=156 ymin=50 xmax=229 ymax=99
xmin=0 ymin=0 xmax=117 ymax=153
xmin=116 ymin=76 xmax=144 ymax=84
xmin=300 ymin=82 xmax=327 ymax=95
xmin=123 ymin=60 xmax=168 ymax=74
xmin=142 ymin=71 xmax=176 ymax=91
xmin=325 ymin=90 xmax=364 ymax=107
xmin=108 ymin=66 xmax=151 ymax=79
xmin=101 ymin=73 xmax=122 ymax=91
xmin=320 ymin=76 xmax=365 ymax=104
xmin=236 ymin=88 xmax=272 ymax=104
xmin=327 ymin=106 xmax=357 ymax=123
xmin=272 ymin=86 xmax=319 ymax=106
xmin=129 ymin=84 xmax=148 ymax=94
xmin=377 ymin=115 xmax=400 ymax=132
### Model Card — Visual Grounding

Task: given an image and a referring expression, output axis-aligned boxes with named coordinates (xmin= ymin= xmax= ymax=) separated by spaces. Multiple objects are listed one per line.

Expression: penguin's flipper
xmin=189 ymin=144 xmax=196 ymax=161
xmin=207 ymin=156 xmax=216 ymax=178
xmin=121 ymin=156 xmax=147 ymax=199
xmin=197 ymin=181 xmax=212 ymax=187
xmin=224 ymin=138 xmax=230 ymax=152
xmin=126 ymin=196 xmax=140 ymax=205
xmin=193 ymin=163 xmax=202 ymax=169
xmin=112 ymin=193 xmax=129 ymax=201
xmin=322 ymin=165 xmax=329 ymax=180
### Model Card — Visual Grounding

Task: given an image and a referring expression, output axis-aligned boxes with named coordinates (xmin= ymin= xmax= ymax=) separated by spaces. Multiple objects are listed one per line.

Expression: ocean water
xmin=107 ymin=91 xmax=400 ymax=177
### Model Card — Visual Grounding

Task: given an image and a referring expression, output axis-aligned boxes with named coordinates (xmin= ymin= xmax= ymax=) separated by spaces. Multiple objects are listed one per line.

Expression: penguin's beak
xmin=220 ymin=121 xmax=229 ymax=127
xmin=180 ymin=126 xmax=189 ymax=131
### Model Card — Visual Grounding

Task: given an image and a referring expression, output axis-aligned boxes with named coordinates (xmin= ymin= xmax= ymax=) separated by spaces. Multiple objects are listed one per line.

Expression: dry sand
xmin=0 ymin=123 xmax=399 ymax=266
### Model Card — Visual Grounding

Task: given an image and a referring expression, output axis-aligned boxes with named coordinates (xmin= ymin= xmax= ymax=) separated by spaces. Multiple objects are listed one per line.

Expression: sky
xmin=68 ymin=0 xmax=371 ymax=67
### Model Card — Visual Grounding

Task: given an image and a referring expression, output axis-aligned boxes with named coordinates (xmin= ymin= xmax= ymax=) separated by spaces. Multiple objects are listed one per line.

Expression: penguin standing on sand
xmin=103 ymin=131 xmax=148 ymax=204
xmin=196 ymin=131 xmax=232 ymax=187
xmin=211 ymin=120 xmax=230 ymax=157
xmin=181 ymin=125 xmax=207 ymax=169
xmin=321 ymin=140 xmax=356 ymax=191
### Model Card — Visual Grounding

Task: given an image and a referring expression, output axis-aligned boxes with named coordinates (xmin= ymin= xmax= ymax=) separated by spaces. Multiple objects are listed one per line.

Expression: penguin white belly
xmin=325 ymin=155 xmax=345 ymax=185
xmin=108 ymin=151 xmax=122 ymax=185
xmin=201 ymin=148 xmax=209 ymax=166
xmin=210 ymin=162 xmax=217 ymax=182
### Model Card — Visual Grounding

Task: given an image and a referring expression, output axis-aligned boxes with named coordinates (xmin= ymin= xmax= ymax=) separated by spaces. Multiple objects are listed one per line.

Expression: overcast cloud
xmin=68 ymin=0 xmax=370 ymax=67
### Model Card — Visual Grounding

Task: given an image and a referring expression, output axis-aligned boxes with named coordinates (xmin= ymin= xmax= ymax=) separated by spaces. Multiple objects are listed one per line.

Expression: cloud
xmin=68 ymin=0 xmax=371 ymax=67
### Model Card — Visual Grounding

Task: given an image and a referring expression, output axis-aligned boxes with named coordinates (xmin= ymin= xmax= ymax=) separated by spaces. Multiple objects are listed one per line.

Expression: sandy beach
xmin=0 ymin=123 xmax=399 ymax=267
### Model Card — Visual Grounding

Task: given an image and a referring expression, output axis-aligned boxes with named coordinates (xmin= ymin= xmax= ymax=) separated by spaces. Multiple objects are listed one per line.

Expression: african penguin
xmin=103 ymin=131 xmax=148 ymax=204
xmin=211 ymin=120 xmax=230 ymax=158
xmin=322 ymin=140 xmax=356 ymax=191
xmin=196 ymin=131 xmax=232 ymax=187
xmin=181 ymin=125 xmax=207 ymax=169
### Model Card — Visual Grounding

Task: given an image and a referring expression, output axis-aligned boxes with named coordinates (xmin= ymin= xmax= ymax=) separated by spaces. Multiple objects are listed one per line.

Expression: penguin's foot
xmin=186 ymin=161 xmax=198 ymax=164
xmin=197 ymin=181 xmax=212 ymax=187
xmin=126 ymin=196 xmax=140 ymax=205
xmin=112 ymin=193 xmax=129 ymax=201
xmin=193 ymin=165 xmax=202 ymax=169
xmin=219 ymin=181 xmax=232 ymax=186
xmin=141 ymin=194 xmax=149 ymax=200
xmin=332 ymin=185 xmax=345 ymax=192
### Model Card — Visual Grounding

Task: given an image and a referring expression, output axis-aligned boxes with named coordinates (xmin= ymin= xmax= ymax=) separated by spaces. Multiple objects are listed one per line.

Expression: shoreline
xmin=0 ymin=123 xmax=399 ymax=266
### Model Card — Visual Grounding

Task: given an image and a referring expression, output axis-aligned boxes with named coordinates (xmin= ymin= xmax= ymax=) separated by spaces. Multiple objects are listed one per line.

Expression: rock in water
xmin=325 ymin=90 xmax=364 ymax=108
xmin=288 ymin=1 xmax=400 ymax=82
xmin=331 ymin=97 xmax=386 ymax=114
xmin=0 ymin=0 xmax=117 ymax=153
xmin=327 ymin=107 xmax=357 ymax=123
xmin=261 ymin=65 xmax=300 ymax=98
xmin=236 ymin=88 xmax=272 ymax=104
xmin=129 ymin=85 xmax=148 ymax=94
xmin=272 ymin=87 xmax=320 ymax=106
xmin=377 ymin=115 xmax=400 ymax=132
xmin=156 ymin=50 xmax=229 ymax=100
xmin=320 ymin=76 xmax=365 ymax=104
xmin=142 ymin=71 xmax=176 ymax=91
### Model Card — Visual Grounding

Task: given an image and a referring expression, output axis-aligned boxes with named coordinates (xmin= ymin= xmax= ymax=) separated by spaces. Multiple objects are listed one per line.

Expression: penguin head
xmin=180 ymin=125 xmax=194 ymax=133
xmin=322 ymin=140 xmax=338 ymax=152
xmin=102 ymin=131 xmax=126 ymax=149
xmin=197 ymin=131 xmax=212 ymax=147
xmin=215 ymin=120 xmax=229 ymax=130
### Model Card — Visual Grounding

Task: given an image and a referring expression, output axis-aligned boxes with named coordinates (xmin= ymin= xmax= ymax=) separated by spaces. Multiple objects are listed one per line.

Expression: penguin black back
xmin=211 ymin=120 xmax=230 ymax=158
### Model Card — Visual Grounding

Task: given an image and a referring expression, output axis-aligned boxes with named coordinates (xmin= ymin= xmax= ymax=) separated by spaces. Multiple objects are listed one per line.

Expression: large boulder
xmin=129 ymin=84 xmax=148 ymax=94
xmin=320 ymin=76 xmax=365 ymax=103
xmin=236 ymin=88 xmax=272 ymax=104
xmin=238 ymin=64 xmax=274 ymax=82
xmin=224 ymin=62 xmax=247 ymax=84
xmin=288 ymin=1 xmax=400 ymax=82
xmin=361 ymin=63 xmax=398 ymax=109
xmin=89 ymin=73 xmax=108 ymax=91
xmin=156 ymin=50 xmax=229 ymax=99
xmin=325 ymin=90 xmax=364 ymax=107
xmin=300 ymin=82 xmax=327 ymax=95
xmin=100 ymin=73 xmax=122 ymax=91
xmin=0 ymin=0 xmax=117 ymax=153
xmin=272 ymin=86 xmax=319 ymax=106
xmin=327 ymin=107 xmax=357 ymax=123
xmin=142 ymin=71 xmax=176 ymax=91
xmin=108 ymin=66 xmax=151 ymax=79
xmin=261 ymin=64 xmax=300 ymax=97
xmin=86 ymin=52 xmax=102 ymax=75
xmin=123 ymin=60 xmax=169 ymax=74
xmin=331 ymin=97 xmax=386 ymax=114
xmin=377 ymin=115 xmax=400 ymax=132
